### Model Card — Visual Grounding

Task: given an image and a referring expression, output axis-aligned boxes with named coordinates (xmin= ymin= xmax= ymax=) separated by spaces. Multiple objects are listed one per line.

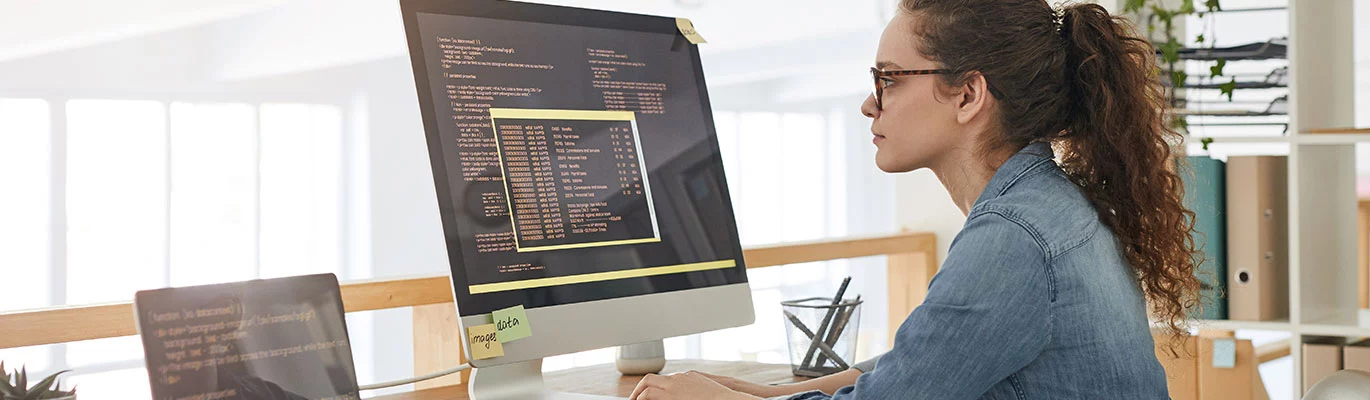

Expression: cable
xmin=358 ymin=363 xmax=473 ymax=391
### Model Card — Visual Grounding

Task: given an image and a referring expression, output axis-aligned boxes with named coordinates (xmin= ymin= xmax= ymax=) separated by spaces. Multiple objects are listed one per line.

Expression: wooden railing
xmin=0 ymin=231 xmax=939 ymax=390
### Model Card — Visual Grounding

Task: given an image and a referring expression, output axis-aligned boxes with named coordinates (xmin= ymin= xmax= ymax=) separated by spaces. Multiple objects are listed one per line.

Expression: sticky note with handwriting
xmin=468 ymin=323 xmax=504 ymax=360
xmin=675 ymin=18 xmax=707 ymax=44
xmin=493 ymin=305 xmax=532 ymax=343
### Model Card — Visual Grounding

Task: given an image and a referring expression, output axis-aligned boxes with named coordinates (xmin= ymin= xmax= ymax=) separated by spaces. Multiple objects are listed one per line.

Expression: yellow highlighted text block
xmin=489 ymin=108 xmax=636 ymax=122
xmin=469 ymin=259 xmax=736 ymax=294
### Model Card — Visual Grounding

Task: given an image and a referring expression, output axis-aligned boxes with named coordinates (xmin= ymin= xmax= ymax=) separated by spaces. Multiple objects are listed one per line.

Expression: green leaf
xmin=1209 ymin=59 xmax=1226 ymax=78
xmin=1150 ymin=5 xmax=1174 ymax=20
xmin=1219 ymin=77 xmax=1237 ymax=101
xmin=1171 ymin=115 xmax=1190 ymax=132
xmin=26 ymin=371 xmax=66 ymax=399
xmin=1195 ymin=33 xmax=1205 ymax=45
xmin=1204 ymin=0 xmax=1222 ymax=12
xmin=1179 ymin=0 xmax=1196 ymax=14
xmin=0 ymin=378 xmax=17 ymax=398
xmin=1124 ymin=0 xmax=1146 ymax=13
xmin=1201 ymin=137 xmax=1213 ymax=151
xmin=1171 ymin=70 xmax=1189 ymax=89
xmin=1160 ymin=38 xmax=1182 ymax=64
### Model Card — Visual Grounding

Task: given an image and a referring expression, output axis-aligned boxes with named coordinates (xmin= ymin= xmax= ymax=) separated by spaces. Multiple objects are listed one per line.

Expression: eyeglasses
xmin=870 ymin=67 xmax=951 ymax=110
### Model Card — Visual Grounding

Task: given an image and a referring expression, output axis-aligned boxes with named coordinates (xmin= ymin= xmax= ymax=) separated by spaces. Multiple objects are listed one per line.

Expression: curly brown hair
xmin=898 ymin=0 xmax=1202 ymax=350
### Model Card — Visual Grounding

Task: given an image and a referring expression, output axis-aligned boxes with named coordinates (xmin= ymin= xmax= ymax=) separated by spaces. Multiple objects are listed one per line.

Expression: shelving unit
xmin=1175 ymin=1 xmax=1362 ymax=398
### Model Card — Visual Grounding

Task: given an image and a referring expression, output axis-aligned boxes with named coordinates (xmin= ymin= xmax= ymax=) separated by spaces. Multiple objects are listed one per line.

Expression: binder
xmin=1225 ymin=156 xmax=1288 ymax=321
xmin=1184 ymin=156 xmax=1227 ymax=320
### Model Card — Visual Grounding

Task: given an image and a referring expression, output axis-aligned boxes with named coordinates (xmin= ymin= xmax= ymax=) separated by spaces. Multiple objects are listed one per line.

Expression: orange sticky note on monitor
xmin=468 ymin=324 xmax=504 ymax=360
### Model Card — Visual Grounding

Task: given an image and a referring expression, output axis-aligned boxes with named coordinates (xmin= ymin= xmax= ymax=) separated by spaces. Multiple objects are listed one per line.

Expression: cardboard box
xmin=1153 ymin=333 xmax=1267 ymax=400
xmin=1199 ymin=338 xmax=1255 ymax=400
xmin=1344 ymin=339 xmax=1370 ymax=372
xmin=1155 ymin=335 xmax=1199 ymax=400
xmin=1302 ymin=339 xmax=1344 ymax=394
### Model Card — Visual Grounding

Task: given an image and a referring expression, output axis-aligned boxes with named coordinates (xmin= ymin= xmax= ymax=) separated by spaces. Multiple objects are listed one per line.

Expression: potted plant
xmin=0 ymin=362 xmax=75 ymax=400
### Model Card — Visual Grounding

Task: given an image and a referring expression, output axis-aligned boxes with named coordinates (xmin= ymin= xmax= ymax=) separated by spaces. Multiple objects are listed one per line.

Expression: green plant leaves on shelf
xmin=1195 ymin=33 xmax=1205 ymax=45
xmin=1218 ymin=77 xmax=1237 ymax=102
xmin=1179 ymin=0 xmax=1196 ymax=14
xmin=1160 ymin=38 xmax=1182 ymax=64
xmin=1124 ymin=0 xmax=1146 ymax=13
xmin=1171 ymin=70 xmax=1189 ymax=89
xmin=1209 ymin=59 xmax=1226 ymax=79
xmin=1170 ymin=115 xmax=1190 ymax=132
xmin=1204 ymin=0 xmax=1222 ymax=12
xmin=1201 ymin=137 xmax=1214 ymax=151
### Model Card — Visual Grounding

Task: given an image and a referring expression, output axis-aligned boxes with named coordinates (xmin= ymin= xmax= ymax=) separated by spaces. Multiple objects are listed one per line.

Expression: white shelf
xmin=1191 ymin=319 xmax=1296 ymax=332
xmin=1291 ymin=134 xmax=1370 ymax=144
xmin=1184 ymin=134 xmax=1370 ymax=144
xmin=1299 ymin=311 xmax=1370 ymax=338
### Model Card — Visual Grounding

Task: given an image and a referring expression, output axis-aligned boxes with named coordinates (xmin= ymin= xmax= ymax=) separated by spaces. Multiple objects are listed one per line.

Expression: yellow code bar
xmin=468 ymin=259 xmax=737 ymax=294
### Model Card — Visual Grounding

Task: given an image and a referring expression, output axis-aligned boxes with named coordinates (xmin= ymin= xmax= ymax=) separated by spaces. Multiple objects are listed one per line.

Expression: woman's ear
xmin=956 ymin=72 xmax=992 ymax=125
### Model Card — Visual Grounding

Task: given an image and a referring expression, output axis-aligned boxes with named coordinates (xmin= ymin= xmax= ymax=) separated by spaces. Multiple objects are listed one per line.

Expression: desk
xmin=369 ymin=360 xmax=804 ymax=399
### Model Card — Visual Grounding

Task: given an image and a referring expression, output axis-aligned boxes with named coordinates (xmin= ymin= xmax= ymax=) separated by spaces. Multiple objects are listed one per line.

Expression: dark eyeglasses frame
xmin=870 ymin=67 xmax=951 ymax=110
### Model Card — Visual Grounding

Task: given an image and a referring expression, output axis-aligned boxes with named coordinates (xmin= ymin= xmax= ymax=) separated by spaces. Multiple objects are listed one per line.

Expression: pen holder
xmin=781 ymin=296 xmax=862 ymax=377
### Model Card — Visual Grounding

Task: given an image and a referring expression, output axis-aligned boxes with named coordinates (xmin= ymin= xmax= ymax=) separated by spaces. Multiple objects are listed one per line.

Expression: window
xmin=3 ymin=98 xmax=350 ymax=396
xmin=0 ymin=99 xmax=52 ymax=312
xmin=259 ymin=104 xmax=344 ymax=278
xmin=65 ymin=99 xmax=168 ymax=305
xmin=169 ymin=102 xmax=258 ymax=286
xmin=0 ymin=99 xmax=52 ymax=372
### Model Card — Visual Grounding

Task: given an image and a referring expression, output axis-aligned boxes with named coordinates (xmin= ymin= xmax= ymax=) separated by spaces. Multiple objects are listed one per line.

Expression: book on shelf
xmin=1184 ymin=156 xmax=1228 ymax=320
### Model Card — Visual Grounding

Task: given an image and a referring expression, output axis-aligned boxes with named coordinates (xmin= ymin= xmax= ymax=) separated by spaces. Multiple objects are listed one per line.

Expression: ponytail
xmin=901 ymin=0 xmax=1201 ymax=350
xmin=1057 ymin=3 xmax=1200 ymax=350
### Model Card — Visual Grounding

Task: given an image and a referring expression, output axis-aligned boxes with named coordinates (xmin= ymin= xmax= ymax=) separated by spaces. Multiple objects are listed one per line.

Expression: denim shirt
xmin=783 ymin=142 xmax=1168 ymax=399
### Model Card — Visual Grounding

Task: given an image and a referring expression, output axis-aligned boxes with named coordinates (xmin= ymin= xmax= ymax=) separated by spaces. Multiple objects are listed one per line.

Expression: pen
xmin=815 ymin=294 xmax=860 ymax=368
xmin=783 ymin=310 xmax=849 ymax=369
xmin=800 ymin=276 xmax=851 ymax=369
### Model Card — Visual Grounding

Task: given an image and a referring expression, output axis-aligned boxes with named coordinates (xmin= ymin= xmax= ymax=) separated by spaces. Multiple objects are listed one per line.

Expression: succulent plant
xmin=0 ymin=362 xmax=75 ymax=400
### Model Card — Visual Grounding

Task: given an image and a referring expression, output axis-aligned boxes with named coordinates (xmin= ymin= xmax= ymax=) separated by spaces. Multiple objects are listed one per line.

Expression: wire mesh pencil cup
xmin=781 ymin=296 xmax=862 ymax=377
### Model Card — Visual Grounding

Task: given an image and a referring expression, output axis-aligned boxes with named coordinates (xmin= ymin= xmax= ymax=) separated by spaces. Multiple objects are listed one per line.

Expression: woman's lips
xmin=872 ymin=133 xmax=885 ymax=144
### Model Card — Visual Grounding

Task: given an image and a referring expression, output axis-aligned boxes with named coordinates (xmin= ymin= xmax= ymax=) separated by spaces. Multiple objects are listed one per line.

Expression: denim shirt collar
xmin=970 ymin=142 xmax=1055 ymax=210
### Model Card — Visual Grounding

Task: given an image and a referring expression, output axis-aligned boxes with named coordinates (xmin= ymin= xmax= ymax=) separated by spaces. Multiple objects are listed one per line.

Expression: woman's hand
xmin=628 ymin=371 xmax=765 ymax=400
xmin=690 ymin=370 xmax=788 ymax=398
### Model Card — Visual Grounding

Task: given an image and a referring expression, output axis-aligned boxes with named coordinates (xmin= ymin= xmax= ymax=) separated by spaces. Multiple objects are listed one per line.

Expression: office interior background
xmin=0 ymin=0 xmax=1366 ymax=398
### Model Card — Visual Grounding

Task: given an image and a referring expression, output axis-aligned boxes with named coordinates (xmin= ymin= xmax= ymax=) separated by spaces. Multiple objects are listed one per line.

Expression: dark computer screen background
xmin=401 ymin=0 xmax=749 ymax=317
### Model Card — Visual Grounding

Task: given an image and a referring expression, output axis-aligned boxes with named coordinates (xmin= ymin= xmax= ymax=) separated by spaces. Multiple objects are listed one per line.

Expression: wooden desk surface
xmin=369 ymin=360 xmax=802 ymax=400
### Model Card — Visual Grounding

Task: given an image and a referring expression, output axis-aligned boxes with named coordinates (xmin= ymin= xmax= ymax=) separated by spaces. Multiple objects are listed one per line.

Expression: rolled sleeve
xmin=850 ymin=354 xmax=881 ymax=373
xmin=794 ymin=212 xmax=1053 ymax=399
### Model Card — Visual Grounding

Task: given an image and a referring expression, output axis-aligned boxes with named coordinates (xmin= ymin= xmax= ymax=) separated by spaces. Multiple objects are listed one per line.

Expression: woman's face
xmin=861 ymin=12 xmax=964 ymax=173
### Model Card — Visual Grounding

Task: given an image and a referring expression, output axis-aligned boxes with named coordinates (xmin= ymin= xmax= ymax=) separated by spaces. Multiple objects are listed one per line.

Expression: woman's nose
xmin=861 ymin=94 xmax=878 ymax=119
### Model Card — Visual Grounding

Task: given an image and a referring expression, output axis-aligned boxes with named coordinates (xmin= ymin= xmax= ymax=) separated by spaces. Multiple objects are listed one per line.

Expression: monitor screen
xmin=407 ymin=2 xmax=748 ymax=317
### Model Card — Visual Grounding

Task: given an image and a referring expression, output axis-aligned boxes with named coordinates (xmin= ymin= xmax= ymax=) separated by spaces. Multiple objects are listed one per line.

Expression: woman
xmin=629 ymin=0 xmax=1201 ymax=399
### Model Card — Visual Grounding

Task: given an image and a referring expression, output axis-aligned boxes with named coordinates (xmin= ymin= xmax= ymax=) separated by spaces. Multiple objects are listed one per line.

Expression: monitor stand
xmin=468 ymin=358 xmax=626 ymax=400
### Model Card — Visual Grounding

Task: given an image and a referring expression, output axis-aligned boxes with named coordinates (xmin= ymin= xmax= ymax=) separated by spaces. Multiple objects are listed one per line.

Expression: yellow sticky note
xmin=493 ymin=305 xmax=532 ymax=343
xmin=467 ymin=324 xmax=504 ymax=360
xmin=675 ymin=18 xmax=707 ymax=44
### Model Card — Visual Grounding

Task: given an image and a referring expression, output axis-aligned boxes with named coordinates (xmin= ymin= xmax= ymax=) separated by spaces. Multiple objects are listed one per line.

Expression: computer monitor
xmin=398 ymin=0 xmax=753 ymax=398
